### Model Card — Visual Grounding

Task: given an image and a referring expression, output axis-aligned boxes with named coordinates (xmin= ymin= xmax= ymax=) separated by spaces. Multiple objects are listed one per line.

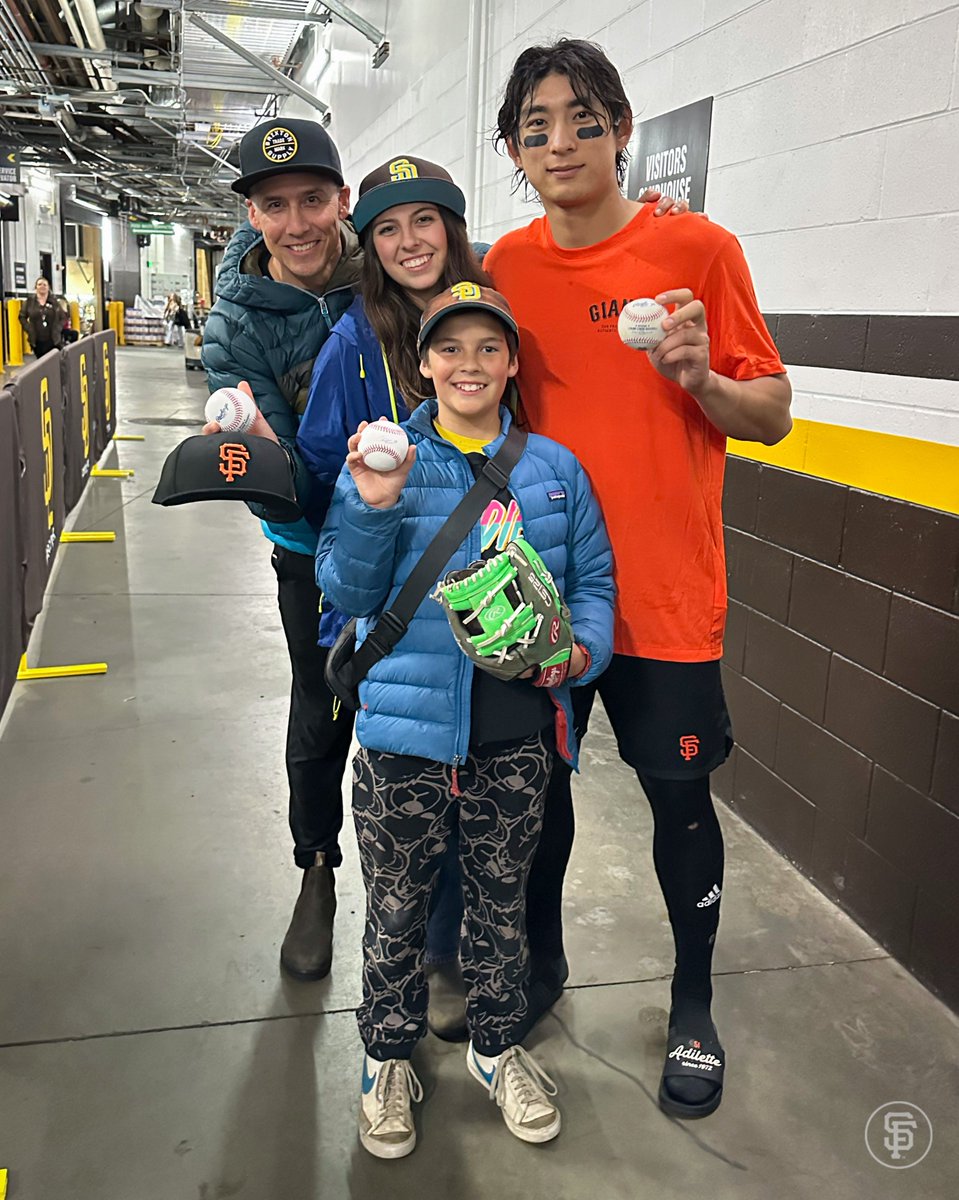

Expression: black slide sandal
xmin=658 ymin=1025 xmax=725 ymax=1119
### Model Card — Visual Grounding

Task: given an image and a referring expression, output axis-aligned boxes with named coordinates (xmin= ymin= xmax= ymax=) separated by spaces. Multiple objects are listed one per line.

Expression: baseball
xmin=358 ymin=419 xmax=409 ymax=472
xmin=204 ymin=387 xmax=257 ymax=433
xmin=618 ymin=298 xmax=670 ymax=351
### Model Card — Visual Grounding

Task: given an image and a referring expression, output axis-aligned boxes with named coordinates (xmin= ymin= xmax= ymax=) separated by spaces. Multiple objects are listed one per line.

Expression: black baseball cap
xmin=352 ymin=156 xmax=466 ymax=233
xmin=152 ymin=432 xmax=300 ymax=522
xmin=417 ymin=283 xmax=520 ymax=355
xmin=232 ymin=118 xmax=344 ymax=195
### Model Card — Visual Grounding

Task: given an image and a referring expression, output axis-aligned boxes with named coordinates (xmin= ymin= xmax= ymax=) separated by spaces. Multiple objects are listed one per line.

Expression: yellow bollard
xmin=6 ymin=299 xmax=24 ymax=366
xmin=61 ymin=531 xmax=116 ymax=543
xmin=69 ymin=300 xmax=81 ymax=335
xmin=108 ymin=300 xmax=126 ymax=345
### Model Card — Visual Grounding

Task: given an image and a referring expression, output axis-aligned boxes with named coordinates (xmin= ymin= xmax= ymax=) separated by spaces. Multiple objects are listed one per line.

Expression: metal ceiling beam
xmin=148 ymin=0 xmax=332 ymax=23
xmin=28 ymin=41 xmax=147 ymax=65
xmin=108 ymin=66 xmax=285 ymax=93
xmin=188 ymin=13 xmax=328 ymax=114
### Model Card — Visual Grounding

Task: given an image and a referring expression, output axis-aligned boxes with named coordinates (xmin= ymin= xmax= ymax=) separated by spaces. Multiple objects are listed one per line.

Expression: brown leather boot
xmin=426 ymin=959 xmax=468 ymax=1042
xmin=280 ymin=854 xmax=336 ymax=981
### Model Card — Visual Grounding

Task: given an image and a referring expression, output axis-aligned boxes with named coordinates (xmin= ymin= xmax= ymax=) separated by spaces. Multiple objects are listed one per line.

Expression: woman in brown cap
xmin=297 ymin=156 xmax=493 ymax=1043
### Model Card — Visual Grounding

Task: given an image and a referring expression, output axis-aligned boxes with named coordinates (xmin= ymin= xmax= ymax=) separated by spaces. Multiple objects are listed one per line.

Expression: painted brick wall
xmin=715 ymin=457 xmax=959 ymax=1009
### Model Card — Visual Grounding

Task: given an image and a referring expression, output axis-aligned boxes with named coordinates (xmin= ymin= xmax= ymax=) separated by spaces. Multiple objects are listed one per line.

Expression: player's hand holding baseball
xmin=201 ymin=380 xmax=278 ymax=442
xmin=647 ymin=289 xmax=711 ymax=398
xmin=346 ymin=421 xmax=416 ymax=510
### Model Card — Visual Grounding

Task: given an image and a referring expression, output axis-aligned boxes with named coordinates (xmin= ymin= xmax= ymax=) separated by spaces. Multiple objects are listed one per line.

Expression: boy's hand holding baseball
xmin=347 ymin=421 xmax=416 ymax=509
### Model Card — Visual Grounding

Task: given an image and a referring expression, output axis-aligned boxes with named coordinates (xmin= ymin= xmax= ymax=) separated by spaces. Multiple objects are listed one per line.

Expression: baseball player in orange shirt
xmin=485 ymin=38 xmax=792 ymax=1119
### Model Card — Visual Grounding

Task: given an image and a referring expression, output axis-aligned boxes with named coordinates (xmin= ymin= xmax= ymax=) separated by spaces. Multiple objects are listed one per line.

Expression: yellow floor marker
xmin=60 ymin=531 xmax=116 ymax=543
xmin=17 ymin=653 xmax=108 ymax=681
xmin=113 ymin=434 xmax=145 ymax=441
xmin=91 ymin=467 xmax=135 ymax=478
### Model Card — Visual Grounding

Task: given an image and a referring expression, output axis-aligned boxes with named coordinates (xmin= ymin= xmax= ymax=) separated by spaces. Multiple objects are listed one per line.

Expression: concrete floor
xmin=0 ymin=347 xmax=956 ymax=1200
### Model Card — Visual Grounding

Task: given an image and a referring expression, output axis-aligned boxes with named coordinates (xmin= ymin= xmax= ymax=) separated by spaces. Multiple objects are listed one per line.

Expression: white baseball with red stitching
xmin=204 ymin=387 xmax=257 ymax=433
xmin=358 ymin=419 xmax=409 ymax=472
xmin=617 ymin=298 xmax=670 ymax=351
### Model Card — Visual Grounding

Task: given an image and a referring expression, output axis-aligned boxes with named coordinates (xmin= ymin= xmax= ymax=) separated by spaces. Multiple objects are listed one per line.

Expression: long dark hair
xmin=360 ymin=207 xmax=492 ymax=406
xmin=493 ymin=38 xmax=632 ymax=193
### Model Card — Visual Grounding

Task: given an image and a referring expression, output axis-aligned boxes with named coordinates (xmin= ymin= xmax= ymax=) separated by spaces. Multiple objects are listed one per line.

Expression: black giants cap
xmin=417 ymin=283 xmax=519 ymax=355
xmin=152 ymin=433 xmax=300 ymax=522
xmin=352 ymin=156 xmax=466 ymax=233
xmin=232 ymin=117 xmax=344 ymax=195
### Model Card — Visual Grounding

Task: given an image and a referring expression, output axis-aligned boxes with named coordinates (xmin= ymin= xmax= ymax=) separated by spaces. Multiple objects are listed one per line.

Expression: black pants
xmin=271 ymin=545 xmax=355 ymax=869
xmin=526 ymin=655 xmax=731 ymax=966
xmin=353 ymin=735 xmax=552 ymax=1060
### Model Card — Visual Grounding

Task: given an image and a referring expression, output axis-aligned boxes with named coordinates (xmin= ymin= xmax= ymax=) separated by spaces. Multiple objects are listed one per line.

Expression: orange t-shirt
xmin=485 ymin=205 xmax=784 ymax=662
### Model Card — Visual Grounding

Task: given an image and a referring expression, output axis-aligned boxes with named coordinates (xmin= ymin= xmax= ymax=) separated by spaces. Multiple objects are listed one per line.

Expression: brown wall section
xmin=716 ymin=456 xmax=959 ymax=1011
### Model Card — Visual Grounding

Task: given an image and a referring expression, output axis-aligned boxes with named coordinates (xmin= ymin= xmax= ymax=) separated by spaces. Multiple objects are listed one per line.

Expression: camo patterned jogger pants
xmin=352 ymin=732 xmax=552 ymax=1060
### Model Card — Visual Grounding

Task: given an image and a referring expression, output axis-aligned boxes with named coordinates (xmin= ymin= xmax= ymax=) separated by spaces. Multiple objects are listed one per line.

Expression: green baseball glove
xmin=434 ymin=537 xmax=575 ymax=686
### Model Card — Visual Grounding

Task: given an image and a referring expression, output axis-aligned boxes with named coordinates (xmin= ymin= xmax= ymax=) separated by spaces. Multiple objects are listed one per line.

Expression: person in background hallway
xmin=19 ymin=277 xmax=67 ymax=359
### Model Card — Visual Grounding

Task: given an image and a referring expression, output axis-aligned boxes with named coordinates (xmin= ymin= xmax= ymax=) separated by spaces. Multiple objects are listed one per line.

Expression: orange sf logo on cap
xmin=219 ymin=443 xmax=250 ymax=482
xmin=389 ymin=158 xmax=417 ymax=181
xmin=451 ymin=282 xmax=481 ymax=301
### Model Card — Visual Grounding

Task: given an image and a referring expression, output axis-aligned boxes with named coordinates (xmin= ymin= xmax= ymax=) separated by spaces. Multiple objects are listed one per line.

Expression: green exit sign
xmin=130 ymin=221 xmax=175 ymax=235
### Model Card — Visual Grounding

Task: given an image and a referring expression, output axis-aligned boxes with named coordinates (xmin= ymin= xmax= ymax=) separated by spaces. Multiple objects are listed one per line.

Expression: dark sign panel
xmin=14 ymin=262 xmax=27 ymax=289
xmin=0 ymin=149 xmax=19 ymax=185
xmin=628 ymin=97 xmax=713 ymax=213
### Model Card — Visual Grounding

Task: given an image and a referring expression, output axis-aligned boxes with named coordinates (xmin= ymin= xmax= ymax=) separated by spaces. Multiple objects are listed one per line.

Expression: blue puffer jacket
xmin=297 ymin=294 xmax=411 ymax=534
xmin=201 ymin=220 xmax=362 ymax=554
xmin=317 ymin=401 xmax=615 ymax=768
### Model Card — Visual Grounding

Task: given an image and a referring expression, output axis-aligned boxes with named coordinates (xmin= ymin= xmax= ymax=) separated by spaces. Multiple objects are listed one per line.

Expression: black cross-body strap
xmin=348 ymin=422 xmax=527 ymax=678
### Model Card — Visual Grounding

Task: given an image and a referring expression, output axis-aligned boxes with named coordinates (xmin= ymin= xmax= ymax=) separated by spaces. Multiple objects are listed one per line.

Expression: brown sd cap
xmin=417 ymin=282 xmax=520 ymax=355
xmin=352 ymin=156 xmax=466 ymax=233
xmin=152 ymin=432 xmax=300 ymax=522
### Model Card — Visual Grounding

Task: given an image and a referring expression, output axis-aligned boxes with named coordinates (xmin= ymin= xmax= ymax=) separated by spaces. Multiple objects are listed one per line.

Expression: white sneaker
xmin=467 ymin=1042 xmax=561 ymax=1143
xmin=358 ymin=1055 xmax=423 ymax=1159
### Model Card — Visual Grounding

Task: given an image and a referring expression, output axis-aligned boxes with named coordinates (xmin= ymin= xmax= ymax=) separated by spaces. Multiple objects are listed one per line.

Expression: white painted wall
xmin=139 ymin=224 xmax=195 ymax=303
xmin=1 ymin=169 xmax=64 ymax=295
xmin=290 ymin=0 xmax=959 ymax=446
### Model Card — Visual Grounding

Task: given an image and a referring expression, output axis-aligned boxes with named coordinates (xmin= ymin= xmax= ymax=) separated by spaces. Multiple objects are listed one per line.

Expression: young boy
xmin=316 ymin=284 xmax=614 ymax=1159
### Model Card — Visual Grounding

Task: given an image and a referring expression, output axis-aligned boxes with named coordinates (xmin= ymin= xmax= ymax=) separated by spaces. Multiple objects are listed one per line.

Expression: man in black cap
xmin=202 ymin=117 xmax=362 ymax=984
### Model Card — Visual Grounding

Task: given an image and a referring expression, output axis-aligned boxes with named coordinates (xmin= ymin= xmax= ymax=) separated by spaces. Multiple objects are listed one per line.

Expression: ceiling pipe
xmin=71 ymin=0 xmax=117 ymax=90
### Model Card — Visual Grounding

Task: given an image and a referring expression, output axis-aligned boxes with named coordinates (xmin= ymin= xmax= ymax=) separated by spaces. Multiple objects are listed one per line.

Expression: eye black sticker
xmin=522 ymin=133 xmax=548 ymax=148
xmin=577 ymin=125 xmax=604 ymax=139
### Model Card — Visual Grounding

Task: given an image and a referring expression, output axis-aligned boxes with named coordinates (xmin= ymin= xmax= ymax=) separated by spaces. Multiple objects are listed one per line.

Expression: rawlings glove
xmin=434 ymin=537 xmax=575 ymax=686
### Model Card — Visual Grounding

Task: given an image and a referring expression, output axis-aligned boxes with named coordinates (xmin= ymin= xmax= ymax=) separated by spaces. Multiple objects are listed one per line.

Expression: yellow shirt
xmin=434 ymin=420 xmax=490 ymax=455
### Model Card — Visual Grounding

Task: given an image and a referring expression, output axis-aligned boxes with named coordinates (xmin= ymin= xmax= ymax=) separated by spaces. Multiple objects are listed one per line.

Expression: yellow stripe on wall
xmin=728 ymin=419 xmax=959 ymax=516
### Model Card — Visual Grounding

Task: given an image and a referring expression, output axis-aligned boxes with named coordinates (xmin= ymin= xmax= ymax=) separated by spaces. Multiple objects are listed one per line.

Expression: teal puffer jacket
xmin=201 ymin=220 xmax=362 ymax=554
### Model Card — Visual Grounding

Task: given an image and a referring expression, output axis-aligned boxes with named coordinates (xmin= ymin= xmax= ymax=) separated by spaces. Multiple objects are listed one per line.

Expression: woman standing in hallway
xmin=19 ymin=277 xmax=67 ymax=359
xmin=297 ymin=157 xmax=493 ymax=1040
